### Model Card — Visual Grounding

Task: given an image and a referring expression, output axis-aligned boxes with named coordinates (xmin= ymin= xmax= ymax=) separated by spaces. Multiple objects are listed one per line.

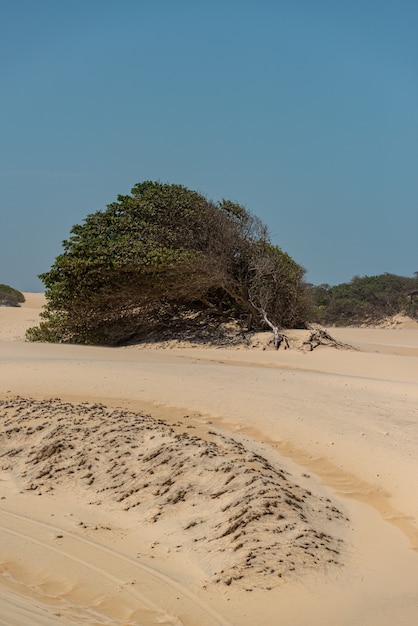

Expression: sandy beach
xmin=1 ymin=293 xmax=418 ymax=625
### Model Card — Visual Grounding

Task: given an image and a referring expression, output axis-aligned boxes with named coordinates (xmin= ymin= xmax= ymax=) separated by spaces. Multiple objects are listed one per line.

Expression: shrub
xmin=308 ymin=273 xmax=418 ymax=325
xmin=0 ymin=284 xmax=25 ymax=307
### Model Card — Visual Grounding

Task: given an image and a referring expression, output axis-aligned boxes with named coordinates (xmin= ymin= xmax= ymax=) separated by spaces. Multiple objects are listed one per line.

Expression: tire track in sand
xmin=0 ymin=508 xmax=232 ymax=626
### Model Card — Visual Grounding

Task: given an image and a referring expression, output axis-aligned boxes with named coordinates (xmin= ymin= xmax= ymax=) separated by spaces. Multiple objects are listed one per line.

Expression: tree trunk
xmin=259 ymin=307 xmax=283 ymax=349
xmin=248 ymin=297 xmax=287 ymax=349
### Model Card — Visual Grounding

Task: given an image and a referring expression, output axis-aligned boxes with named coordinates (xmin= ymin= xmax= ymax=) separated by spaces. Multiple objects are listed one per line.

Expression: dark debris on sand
xmin=0 ymin=397 xmax=348 ymax=588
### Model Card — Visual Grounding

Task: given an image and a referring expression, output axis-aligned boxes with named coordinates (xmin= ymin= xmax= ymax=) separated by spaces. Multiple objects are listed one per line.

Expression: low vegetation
xmin=0 ymin=284 xmax=25 ymax=307
xmin=309 ymin=273 xmax=418 ymax=326
xmin=27 ymin=181 xmax=310 ymax=345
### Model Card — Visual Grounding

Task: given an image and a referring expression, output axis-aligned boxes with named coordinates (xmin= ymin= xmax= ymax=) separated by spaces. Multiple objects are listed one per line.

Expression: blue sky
xmin=1 ymin=1 xmax=417 ymax=291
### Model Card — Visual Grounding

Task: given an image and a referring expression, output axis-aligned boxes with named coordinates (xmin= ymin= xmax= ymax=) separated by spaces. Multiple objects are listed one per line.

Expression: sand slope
xmin=1 ymin=295 xmax=418 ymax=625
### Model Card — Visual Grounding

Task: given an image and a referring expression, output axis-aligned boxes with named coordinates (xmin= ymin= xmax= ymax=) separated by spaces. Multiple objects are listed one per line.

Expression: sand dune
xmin=1 ymin=295 xmax=418 ymax=625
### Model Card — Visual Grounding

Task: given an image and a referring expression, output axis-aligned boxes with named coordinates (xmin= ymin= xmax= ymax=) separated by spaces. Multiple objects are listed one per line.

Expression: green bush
xmin=308 ymin=273 xmax=418 ymax=326
xmin=0 ymin=284 xmax=25 ymax=307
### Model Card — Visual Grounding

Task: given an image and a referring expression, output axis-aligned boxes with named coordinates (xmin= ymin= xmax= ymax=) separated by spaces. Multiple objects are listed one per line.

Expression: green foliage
xmin=27 ymin=181 xmax=309 ymax=344
xmin=309 ymin=273 xmax=418 ymax=326
xmin=0 ymin=284 xmax=25 ymax=307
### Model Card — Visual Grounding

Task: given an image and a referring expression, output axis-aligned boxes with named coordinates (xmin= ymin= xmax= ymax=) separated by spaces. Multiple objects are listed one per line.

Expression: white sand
xmin=0 ymin=295 xmax=418 ymax=625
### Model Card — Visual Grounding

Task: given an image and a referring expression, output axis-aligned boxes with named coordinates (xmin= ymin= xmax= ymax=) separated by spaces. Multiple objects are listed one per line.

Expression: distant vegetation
xmin=0 ymin=284 xmax=25 ymax=307
xmin=27 ymin=181 xmax=310 ymax=345
xmin=309 ymin=273 xmax=418 ymax=326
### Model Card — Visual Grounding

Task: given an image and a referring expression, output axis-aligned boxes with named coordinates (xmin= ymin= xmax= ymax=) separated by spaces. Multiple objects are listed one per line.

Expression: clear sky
xmin=1 ymin=0 xmax=417 ymax=291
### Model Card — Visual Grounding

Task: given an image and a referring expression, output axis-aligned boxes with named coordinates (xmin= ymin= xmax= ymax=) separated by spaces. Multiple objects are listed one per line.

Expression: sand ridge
xmin=0 ymin=397 xmax=347 ymax=590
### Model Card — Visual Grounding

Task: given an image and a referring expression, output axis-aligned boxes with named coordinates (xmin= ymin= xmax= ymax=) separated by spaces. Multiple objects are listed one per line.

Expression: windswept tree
xmin=27 ymin=181 xmax=309 ymax=345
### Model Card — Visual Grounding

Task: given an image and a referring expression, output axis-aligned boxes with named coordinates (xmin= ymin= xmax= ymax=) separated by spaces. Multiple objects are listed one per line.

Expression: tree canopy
xmin=27 ymin=181 xmax=310 ymax=344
